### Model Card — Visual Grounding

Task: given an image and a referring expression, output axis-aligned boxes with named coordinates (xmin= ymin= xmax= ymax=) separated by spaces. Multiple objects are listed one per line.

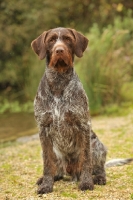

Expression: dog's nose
xmin=55 ymin=47 xmax=64 ymax=54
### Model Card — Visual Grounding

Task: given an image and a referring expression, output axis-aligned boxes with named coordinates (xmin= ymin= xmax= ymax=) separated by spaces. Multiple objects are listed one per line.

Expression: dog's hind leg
xmin=91 ymin=130 xmax=107 ymax=185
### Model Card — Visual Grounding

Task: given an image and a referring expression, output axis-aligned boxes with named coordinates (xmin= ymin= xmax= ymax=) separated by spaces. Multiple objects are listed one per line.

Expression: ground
xmin=0 ymin=112 xmax=133 ymax=200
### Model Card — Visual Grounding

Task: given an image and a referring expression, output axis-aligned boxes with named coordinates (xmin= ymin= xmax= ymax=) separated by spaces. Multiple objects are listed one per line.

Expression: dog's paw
xmin=37 ymin=183 xmax=53 ymax=194
xmin=36 ymin=176 xmax=43 ymax=185
xmin=37 ymin=175 xmax=54 ymax=194
xmin=93 ymin=175 xmax=106 ymax=185
xmin=79 ymin=177 xmax=94 ymax=191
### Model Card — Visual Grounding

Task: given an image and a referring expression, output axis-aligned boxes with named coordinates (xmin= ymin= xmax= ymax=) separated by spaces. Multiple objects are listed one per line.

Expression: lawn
xmin=0 ymin=112 xmax=133 ymax=200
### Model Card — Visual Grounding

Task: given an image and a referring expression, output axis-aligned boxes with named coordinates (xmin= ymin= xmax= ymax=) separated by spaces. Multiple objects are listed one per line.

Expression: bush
xmin=76 ymin=13 xmax=133 ymax=114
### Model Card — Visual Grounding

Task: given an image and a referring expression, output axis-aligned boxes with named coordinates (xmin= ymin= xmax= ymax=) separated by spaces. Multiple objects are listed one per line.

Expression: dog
xmin=31 ymin=27 xmax=132 ymax=194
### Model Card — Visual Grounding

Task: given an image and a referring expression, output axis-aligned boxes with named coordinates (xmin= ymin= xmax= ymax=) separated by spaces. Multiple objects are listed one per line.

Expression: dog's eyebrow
xmin=48 ymin=33 xmax=58 ymax=40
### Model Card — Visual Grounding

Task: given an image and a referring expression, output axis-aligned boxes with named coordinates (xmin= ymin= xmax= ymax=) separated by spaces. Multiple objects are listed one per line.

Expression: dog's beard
xmin=54 ymin=59 xmax=68 ymax=68
xmin=49 ymin=53 xmax=73 ymax=69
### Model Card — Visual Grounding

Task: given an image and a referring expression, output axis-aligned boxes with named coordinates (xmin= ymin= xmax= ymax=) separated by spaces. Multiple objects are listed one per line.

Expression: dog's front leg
xmin=79 ymin=130 xmax=94 ymax=191
xmin=37 ymin=127 xmax=56 ymax=194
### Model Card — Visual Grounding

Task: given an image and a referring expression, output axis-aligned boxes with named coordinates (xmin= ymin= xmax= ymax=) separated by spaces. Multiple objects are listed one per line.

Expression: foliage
xmin=76 ymin=12 xmax=133 ymax=114
xmin=0 ymin=100 xmax=33 ymax=113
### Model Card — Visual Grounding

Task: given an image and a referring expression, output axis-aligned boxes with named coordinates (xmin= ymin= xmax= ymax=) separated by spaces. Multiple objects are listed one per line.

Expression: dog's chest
xmin=35 ymin=70 xmax=89 ymax=158
xmin=52 ymin=96 xmax=63 ymax=120
xmin=49 ymin=95 xmax=81 ymax=156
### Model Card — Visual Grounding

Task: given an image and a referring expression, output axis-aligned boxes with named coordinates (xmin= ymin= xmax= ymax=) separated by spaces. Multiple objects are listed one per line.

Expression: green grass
xmin=61 ymin=191 xmax=78 ymax=199
xmin=0 ymin=113 xmax=133 ymax=199
xmin=0 ymin=100 xmax=34 ymax=114
xmin=131 ymin=193 xmax=133 ymax=199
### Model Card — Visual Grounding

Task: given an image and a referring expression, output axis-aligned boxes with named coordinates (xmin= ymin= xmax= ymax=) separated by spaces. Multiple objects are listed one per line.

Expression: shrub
xmin=76 ymin=13 xmax=133 ymax=114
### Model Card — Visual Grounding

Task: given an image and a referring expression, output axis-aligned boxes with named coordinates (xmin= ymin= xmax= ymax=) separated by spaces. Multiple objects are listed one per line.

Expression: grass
xmin=0 ymin=112 xmax=133 ymax=200
xmin=0 ymin=100 xmax=34 ymax=114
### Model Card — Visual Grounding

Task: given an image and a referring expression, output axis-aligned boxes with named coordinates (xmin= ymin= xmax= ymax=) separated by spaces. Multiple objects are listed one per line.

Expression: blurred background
xmin=0 ymin=0 xmax=133 ymax=142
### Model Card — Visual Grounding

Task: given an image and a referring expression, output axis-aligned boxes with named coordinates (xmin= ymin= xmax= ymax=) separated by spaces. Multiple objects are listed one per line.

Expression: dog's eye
xmin=64 ymin=36 xmax=71 ymax=42
xmin=49 ymin=37 xmax=56 ymax=43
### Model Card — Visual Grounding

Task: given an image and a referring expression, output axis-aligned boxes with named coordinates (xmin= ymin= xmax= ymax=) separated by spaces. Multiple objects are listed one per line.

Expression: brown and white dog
xmin=31 ymin=27 xmax=132 ymax=194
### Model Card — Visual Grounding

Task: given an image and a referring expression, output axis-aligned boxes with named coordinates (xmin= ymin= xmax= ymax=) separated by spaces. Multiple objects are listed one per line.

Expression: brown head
xmin=31 ymin=27 xmax=88 ymax=72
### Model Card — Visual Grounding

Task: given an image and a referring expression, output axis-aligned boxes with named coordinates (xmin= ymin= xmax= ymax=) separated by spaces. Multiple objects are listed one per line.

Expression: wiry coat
xmin=31 ymin=27 xmax=106 ymax=194
xmin=35 ymin=68 xmax=90 ymax=156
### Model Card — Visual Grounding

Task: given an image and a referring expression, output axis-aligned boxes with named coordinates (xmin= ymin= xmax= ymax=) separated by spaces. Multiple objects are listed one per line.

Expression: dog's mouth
xmin=54 ymin=58 xmax=69 ymax=68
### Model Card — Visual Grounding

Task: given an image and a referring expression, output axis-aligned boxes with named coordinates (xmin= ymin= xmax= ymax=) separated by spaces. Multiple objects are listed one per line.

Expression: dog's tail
xmin=105 ymin=158 xmax=133 ymax=168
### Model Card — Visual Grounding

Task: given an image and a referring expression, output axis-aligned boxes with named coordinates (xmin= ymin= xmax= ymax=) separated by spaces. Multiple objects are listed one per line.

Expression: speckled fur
xmin=31 ymin=27 xmax=106 ymax=194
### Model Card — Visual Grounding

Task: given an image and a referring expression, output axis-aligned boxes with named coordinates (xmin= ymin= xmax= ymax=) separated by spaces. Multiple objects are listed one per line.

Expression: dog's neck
xmin=45 ymin=66 xmax=74 ymax=97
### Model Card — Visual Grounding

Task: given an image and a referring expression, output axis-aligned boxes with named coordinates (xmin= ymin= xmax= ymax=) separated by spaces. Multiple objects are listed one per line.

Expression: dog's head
xmin=31 ymin=27 xmax=88 ymax=71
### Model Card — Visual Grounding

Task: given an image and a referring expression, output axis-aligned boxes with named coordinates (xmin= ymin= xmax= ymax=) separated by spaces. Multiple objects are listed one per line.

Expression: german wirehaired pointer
xmin=31 ymin=27 xmax=132 ymax=194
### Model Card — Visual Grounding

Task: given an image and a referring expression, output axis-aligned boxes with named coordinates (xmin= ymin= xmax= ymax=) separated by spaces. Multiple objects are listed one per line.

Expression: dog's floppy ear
xmin=68 ymin=28 xmax=88 ymax=57
xmin=31 ymin=31 xmax=48 ymax=60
